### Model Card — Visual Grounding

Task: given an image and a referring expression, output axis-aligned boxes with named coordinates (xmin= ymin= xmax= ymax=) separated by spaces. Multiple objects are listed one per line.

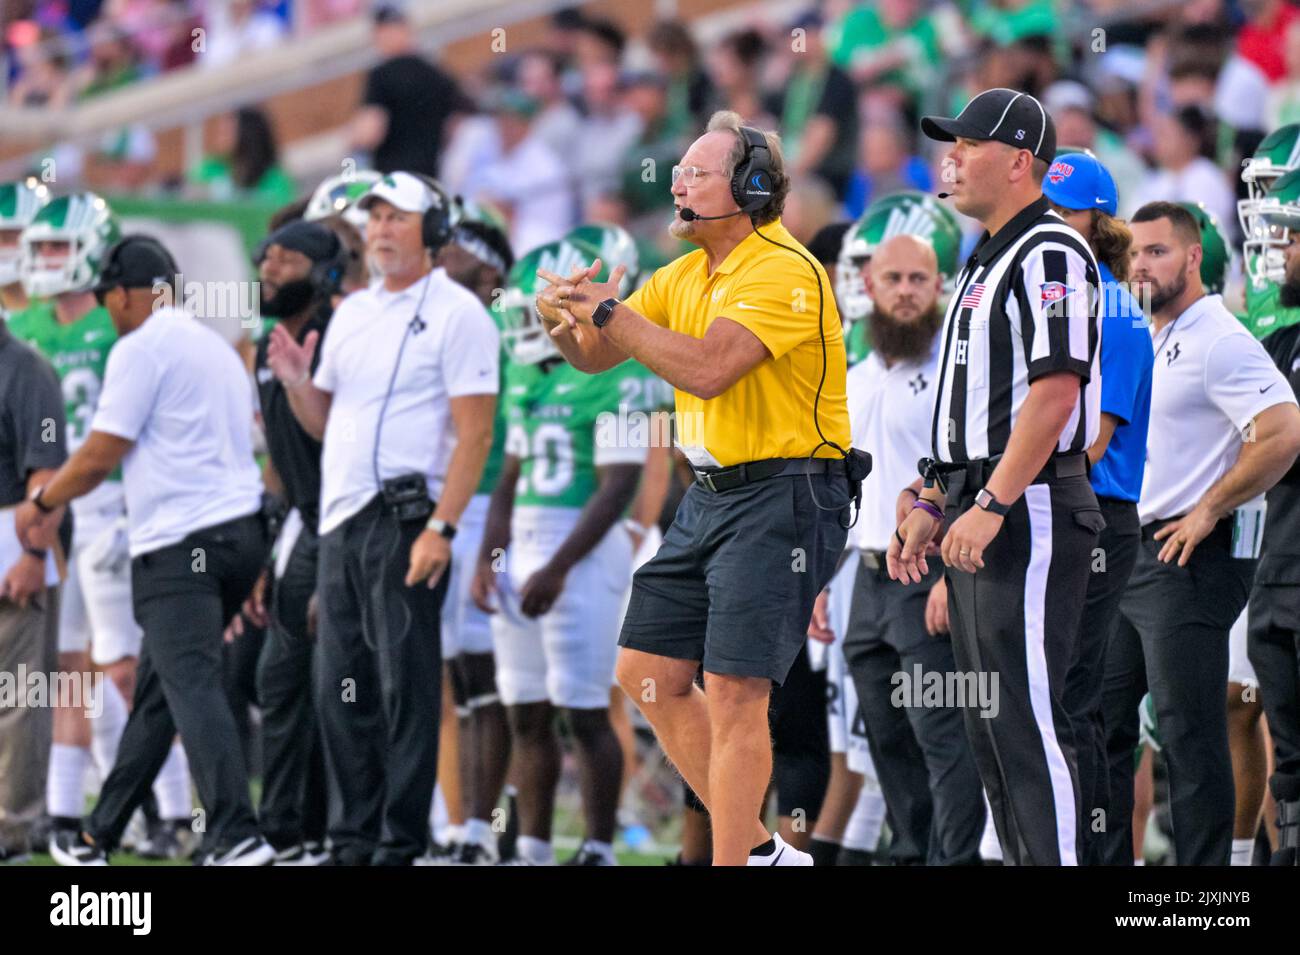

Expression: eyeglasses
xmin=670 ymin=165 xmax=721 ymax=187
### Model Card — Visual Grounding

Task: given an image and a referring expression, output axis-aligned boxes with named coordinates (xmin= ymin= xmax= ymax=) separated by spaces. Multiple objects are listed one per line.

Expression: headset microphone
xmin=677 ymin=207 xmax=747 ymax=222
xmin=937 ymin=192 xmax=953 ymax=199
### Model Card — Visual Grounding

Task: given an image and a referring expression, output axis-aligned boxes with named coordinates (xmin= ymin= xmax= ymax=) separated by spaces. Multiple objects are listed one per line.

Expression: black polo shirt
xmin=255 ymin=312 xmax=327 ymax=530
xmin=1258 ymin=322 xmax=1300 ymax=585
xmin=0 ymin=319 xmax=66 ymax=506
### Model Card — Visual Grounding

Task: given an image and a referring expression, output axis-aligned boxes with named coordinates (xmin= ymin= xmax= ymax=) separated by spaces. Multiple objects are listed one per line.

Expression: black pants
xmin=315 ymin=496 xmax=448 ymax=865
xmin=88 ymin=513 xmax=269 ymax=854
xmin=256 ymin=519 xmax=327 ymax=849
xmin=944 ymin=469 xmax=1101 ymax=866
xmin=842 ymin=555 xmax=984 ymax=865
xmin=1249 ymin=582 xmax=1300 ymax=782
xmin=769 ymin=644 xmax=830 ymax=819
xmin=1062 ymin=496 xmax=1140 ymax=865
xmin=1102 ymin=518 xmax=1255 ymax=865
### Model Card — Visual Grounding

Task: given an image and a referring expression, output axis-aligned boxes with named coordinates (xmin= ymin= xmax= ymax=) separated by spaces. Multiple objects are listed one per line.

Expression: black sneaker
xmin=273 ymin=841 xmax=330 ymax=866
xmin=49 ymin=830 xmax=109 ymax=866
xmin=452 ymin=841 xmax=498 ymax=866
xmin=136 ymin=819 xmax=191 ymax=860
xmin=564 ymin=845 xmax=616 ymax=866
xmin=199 ymin=837 xmax=275 ymax=866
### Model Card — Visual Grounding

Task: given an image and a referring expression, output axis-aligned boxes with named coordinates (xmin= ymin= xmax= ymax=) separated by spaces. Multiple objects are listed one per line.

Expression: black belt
xmin=924 ymin=451 xmax=1088 ymax=494
xmin=692 ymin=457 xmax=846 ymax=493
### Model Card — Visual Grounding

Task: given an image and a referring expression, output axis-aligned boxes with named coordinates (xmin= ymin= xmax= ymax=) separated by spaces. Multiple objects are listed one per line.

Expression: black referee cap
xmin=921 ymin=88 xmax=1056 ymax=163
xmin=92 ymin=235 xmax=178 ymax=295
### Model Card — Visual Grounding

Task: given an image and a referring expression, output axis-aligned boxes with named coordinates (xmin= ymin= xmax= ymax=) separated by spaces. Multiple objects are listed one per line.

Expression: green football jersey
xmin=845 ymin=321 xmax=871 ymax=367
xmin=7 ymin=300 xmax=118 ymax=457
xmin=504 ymin=358 xmax=665 ymax=510
xmin=1244 ymin=261 xmax=1300 ymax=339
xmin=476 ymin=352 xmax=509 ymax=496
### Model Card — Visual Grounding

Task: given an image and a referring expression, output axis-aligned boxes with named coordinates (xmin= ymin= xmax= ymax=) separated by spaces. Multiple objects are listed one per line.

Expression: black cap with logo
xmin=921 ymin=88 xmax=1057 ymax=163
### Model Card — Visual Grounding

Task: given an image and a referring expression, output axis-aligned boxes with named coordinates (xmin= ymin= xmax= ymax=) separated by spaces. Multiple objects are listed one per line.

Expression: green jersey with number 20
xmin=7 ymin=300 xmax=119 ymax=466
xmin=504 ymin=358 xmax=666 ymax=510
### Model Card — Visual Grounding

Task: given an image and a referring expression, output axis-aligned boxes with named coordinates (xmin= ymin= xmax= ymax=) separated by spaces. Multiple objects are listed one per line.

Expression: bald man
xmin=837 ymin=234 xmax=985 ymax=865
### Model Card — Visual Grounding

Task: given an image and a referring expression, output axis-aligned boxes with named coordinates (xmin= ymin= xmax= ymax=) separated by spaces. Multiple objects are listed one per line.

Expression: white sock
xmin=438 ymin=823 xmax=464 ymax=848
xmin=89 ymin=677 xmax=128 ymax=782
xmin=153 ymin=741 xmax=191 ymax=820
xmin=1231 ymin=838 xmax=1254 ymax=866
xmin=47 ymin=743 xmax=90 ymax=819
xmin=1133 ymin=858 xmax=1145 ymax=866
xmin=979 ymin=790 xmax=1004 ymax=862
xmin=430 ymin=783 xmax=448 ymax=836
xmin=581 ymin=839 xmax=615 ymax=864
xmin=464 ymin=817 xmax=496 ymax=850
xmin=517 ymin=835 xmax=555 ymax=865
xmin=843 ymin=781 xmax=887 ymax=852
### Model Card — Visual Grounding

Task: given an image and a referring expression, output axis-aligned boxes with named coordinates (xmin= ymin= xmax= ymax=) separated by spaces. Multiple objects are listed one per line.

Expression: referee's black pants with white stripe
xmin=256 ymin=520 xmax=327 ymax=850
xmin=314 ymin=496 xmax=448 ymax=866
xmin=943 ymin=469 xmax=1102 ymax=866
xmin=1102 ymin=519 xmax=1254 ymax=866
xmin=88 ymin=513 xmax=269 ymax=855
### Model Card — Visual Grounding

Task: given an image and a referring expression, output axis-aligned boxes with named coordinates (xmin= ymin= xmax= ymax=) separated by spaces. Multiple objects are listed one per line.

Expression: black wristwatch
xmin=975 ymin=488 xmax=1010 ymax=517
xmin=425 ymin=517 xmax=457 ymax=541
xmin=30 ymin=485 xmax=54 ymax=514
xmin=592 ymin=297 xmax=620 ymax=328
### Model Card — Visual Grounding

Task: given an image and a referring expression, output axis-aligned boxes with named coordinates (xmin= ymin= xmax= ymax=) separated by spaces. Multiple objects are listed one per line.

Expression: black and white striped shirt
xmin=931 ymin=196 xmax=1101 ymax=463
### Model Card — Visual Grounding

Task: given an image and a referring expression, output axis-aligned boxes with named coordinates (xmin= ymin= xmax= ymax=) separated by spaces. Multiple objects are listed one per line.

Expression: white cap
xmin=1043 ymin=80 xmax=1095 ymax=117
xmin=356 ymin=172 xmax=435 ymax=214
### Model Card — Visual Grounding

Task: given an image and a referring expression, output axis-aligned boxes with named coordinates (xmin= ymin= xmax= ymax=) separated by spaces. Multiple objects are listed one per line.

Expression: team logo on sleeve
xmin=1047 ymin=161 xmax=1074 ymax=184
xmin=1039 ymin=281 xmax=1074 ymax=303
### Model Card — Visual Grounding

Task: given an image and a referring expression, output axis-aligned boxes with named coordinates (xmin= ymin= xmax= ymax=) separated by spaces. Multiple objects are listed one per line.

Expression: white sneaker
xmin=746 ymin=833 xmax=813 ymax=866
xmin=273 ymin=841 xmax=331 ymax=866
xmin=203 ymin=837 xmax=275 ymax=866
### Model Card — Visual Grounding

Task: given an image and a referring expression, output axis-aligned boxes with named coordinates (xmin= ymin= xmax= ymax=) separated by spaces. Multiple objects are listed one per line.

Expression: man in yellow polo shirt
xmin=534 ymin=110 xmax=856 ymax=866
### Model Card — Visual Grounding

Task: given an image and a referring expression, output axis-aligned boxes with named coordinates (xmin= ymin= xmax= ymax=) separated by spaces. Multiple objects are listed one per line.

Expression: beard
xmin=1280 ymin=257 xmax=1300 ymax=309
xmin=1147 ymin=270 xmax=1188 ymax=315
xmin=868 ymin=300 xmax=943 ymax=363
xmin=260 ymin=278 xmax=316 ymax=319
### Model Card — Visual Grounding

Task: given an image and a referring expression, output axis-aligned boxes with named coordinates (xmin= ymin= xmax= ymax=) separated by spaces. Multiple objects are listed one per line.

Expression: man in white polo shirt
xmin=1103 ymin=202 xmax=1300 ymax=866
xmin=836 ymin=234 xmax=985 ymax=865
xmin=266 ymin=172 xmax=498 ymax=866
xmin=17 ymin=235 xmax=273 ymax=866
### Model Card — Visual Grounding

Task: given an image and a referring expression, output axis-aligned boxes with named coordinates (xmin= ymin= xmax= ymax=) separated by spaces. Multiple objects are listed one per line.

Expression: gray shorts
xmin=619 ymin=471 xmax=850 ymax=684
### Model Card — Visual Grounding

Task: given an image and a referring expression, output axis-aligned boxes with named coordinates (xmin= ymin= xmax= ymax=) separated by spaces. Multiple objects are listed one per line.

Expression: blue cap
xmin=1041 ymin=150 xmax=1118 ymax=217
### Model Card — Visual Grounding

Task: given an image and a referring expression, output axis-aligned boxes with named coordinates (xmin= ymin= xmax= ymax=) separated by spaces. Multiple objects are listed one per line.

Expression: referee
xmin=536 ymin=111 xmax=856 ymax=866
xmin=19 ymin=235 xmax=273 ymax=865
xmin=890 ymin=89 xmax=1104 ymax=866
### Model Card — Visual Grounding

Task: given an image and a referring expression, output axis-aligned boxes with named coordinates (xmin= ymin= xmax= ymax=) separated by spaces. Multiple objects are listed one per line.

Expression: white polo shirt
xmin=846 ymin=336 xmax=941 ymax=552
xmin=92 ymin=306 xmax=263 ymax=557
xmin=1139 ymin=294 xmax=1297 ymax=524
xmin=314 ymin=267 xmax=499 ymax=534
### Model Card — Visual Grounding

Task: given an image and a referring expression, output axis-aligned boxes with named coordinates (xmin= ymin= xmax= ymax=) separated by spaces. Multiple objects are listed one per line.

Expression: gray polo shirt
xmin=0 ymin=318 xmax=66 ymax=507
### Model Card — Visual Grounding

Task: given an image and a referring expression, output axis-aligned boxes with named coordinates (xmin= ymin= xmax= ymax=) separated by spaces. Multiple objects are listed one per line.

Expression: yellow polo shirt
xmin=624 ymin=219 xmax=850 ymax=467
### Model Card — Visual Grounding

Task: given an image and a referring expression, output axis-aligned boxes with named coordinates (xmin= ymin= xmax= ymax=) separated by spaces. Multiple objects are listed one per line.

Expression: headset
xmin=96 ymin=234 xmax=181 ymax=304
xmin=253 ymin=224 xmax=350 ymax=302
xmin=716 ymin=127 xmax=867 ymax=526
xmin=407 ymin=172 xmax=456 ymax=252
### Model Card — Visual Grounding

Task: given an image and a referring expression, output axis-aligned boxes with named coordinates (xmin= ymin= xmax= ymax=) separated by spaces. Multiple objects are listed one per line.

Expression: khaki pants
xmin=0 ymin=587 xmax=59 ymax=855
